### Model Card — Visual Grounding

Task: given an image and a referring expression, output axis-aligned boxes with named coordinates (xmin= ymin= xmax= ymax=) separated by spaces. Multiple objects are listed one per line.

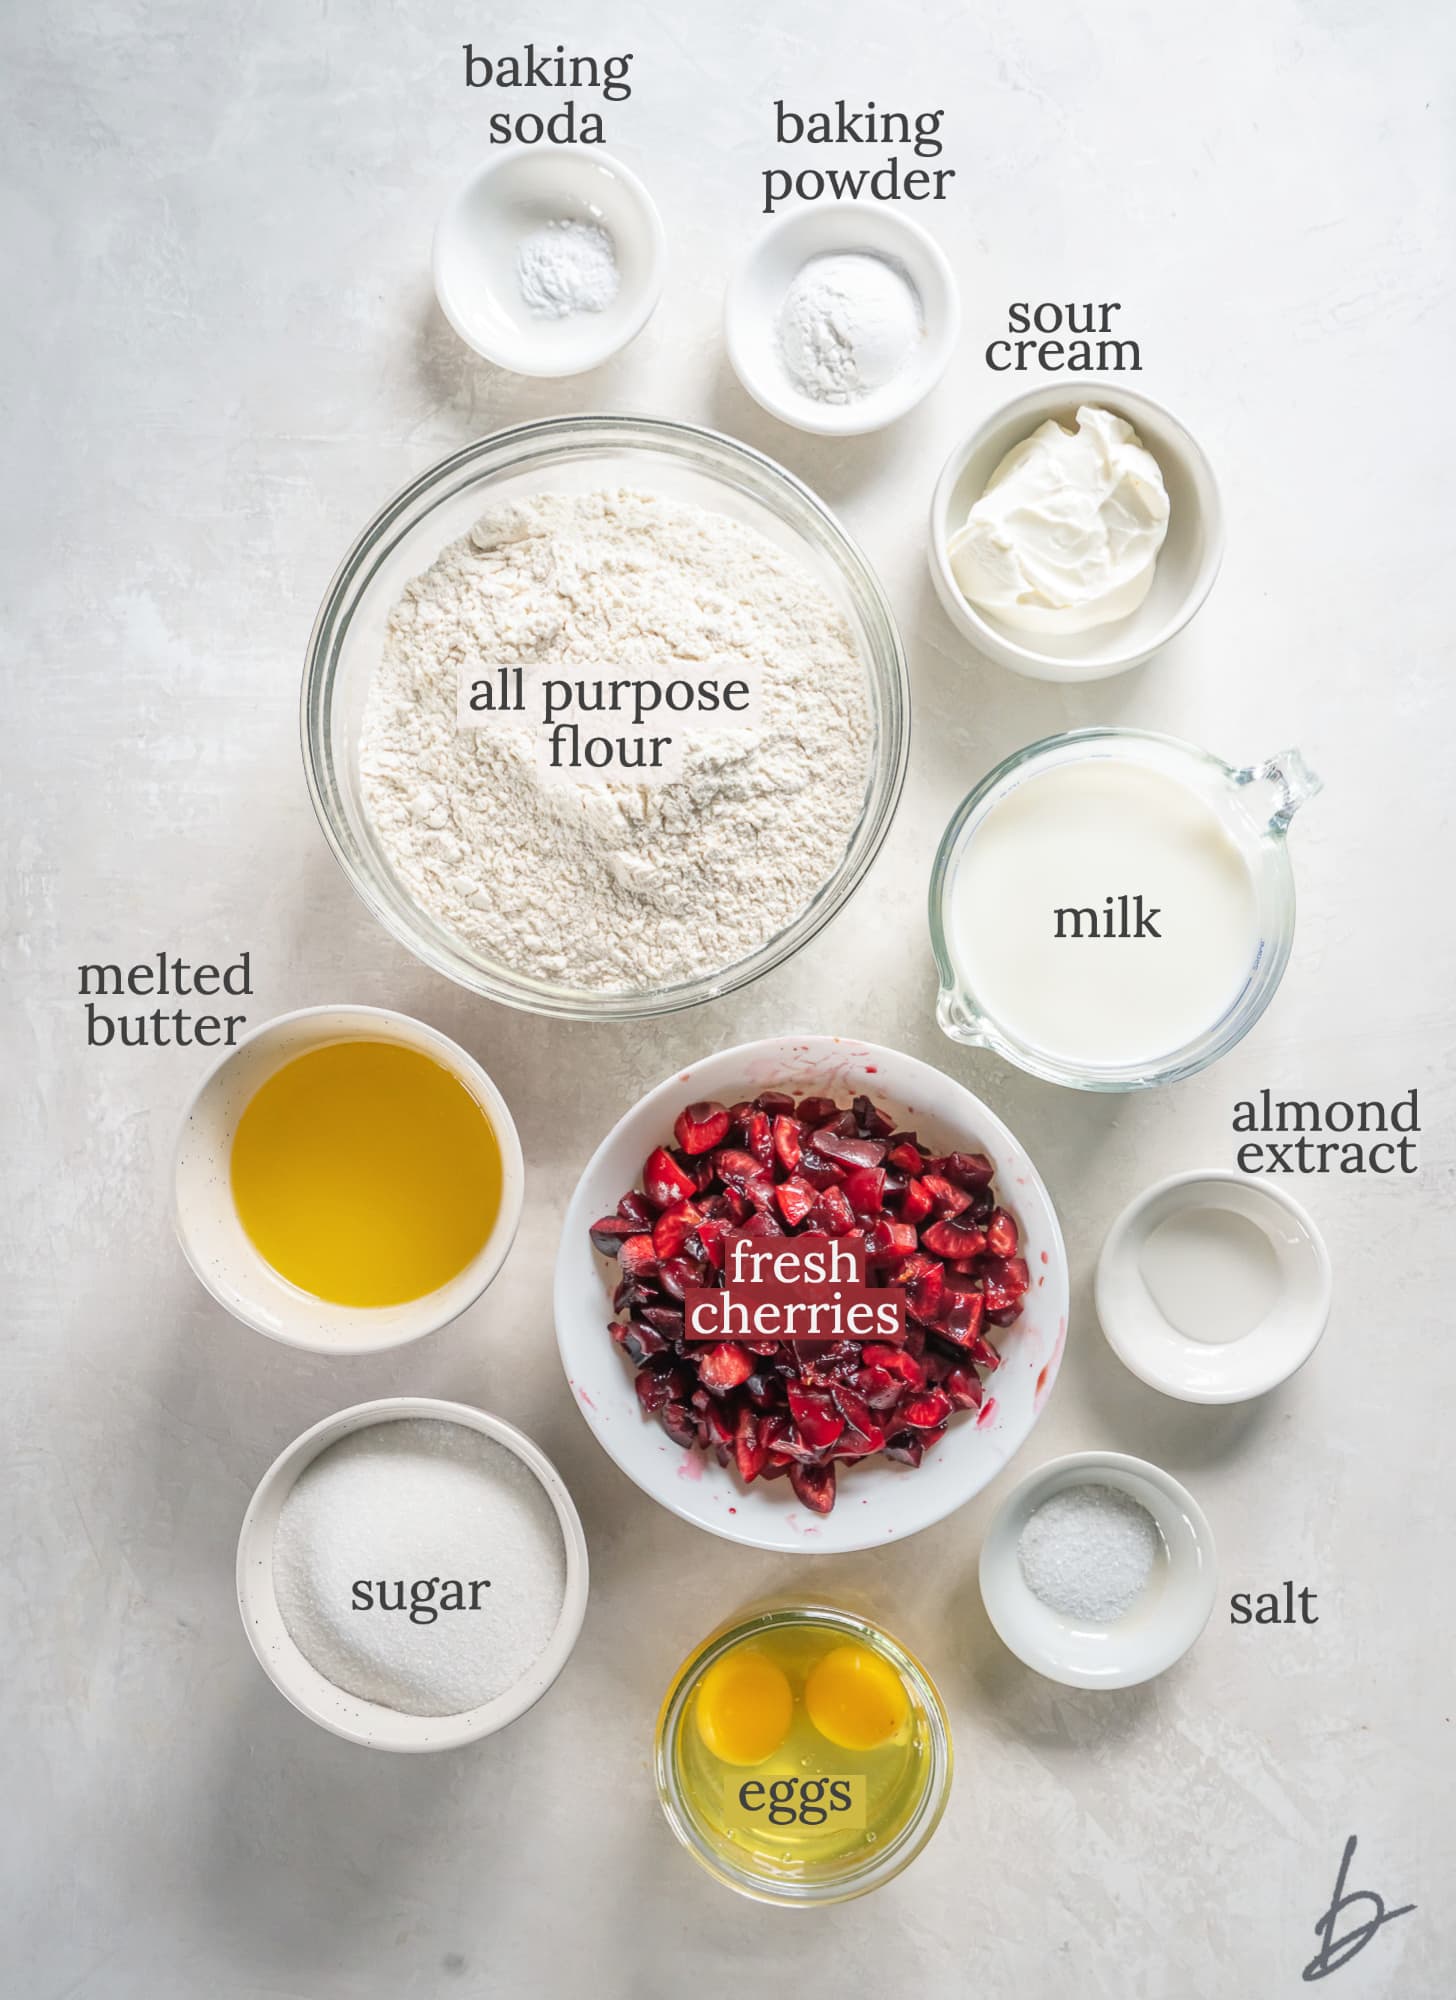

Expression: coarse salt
xmin=1017 ymin=1481 xmax=1161 ymax=1623
xmin=272 ymin=1419 xmax=567 ymax=1718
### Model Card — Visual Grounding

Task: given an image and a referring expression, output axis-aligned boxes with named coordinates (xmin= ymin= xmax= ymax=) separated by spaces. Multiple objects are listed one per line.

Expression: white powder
xmin=516 ymin=218 xmax=619 ymax=318
xmin=777 ymin=252 xmax=923 ymax=403
xmin=358 ymin=488 xmax=872 ymax=992
xmin=272 ymin=1419 xmax=567 ymax=1718
xmin=1017 ymin=1482 xmax=1162 ymax=1624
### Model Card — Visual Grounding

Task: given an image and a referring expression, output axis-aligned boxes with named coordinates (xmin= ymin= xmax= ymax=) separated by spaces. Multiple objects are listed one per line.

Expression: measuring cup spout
xmin=935 ymin=984 xmax=986 ymax=1048
xmin=1237 ymin=747 xmax=1323 ymax=833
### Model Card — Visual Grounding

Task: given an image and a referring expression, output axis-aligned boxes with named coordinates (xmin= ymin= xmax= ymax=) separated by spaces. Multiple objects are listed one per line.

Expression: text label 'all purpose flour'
xmin=456 ymin=653 xmax=759 ymax=782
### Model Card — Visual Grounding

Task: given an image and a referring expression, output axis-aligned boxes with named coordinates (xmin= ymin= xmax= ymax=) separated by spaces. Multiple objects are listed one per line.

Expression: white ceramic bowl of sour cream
xmin=929 ymin=382 xmax=1224 ymax=680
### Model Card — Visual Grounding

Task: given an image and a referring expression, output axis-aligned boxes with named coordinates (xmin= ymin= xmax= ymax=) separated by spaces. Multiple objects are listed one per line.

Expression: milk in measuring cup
xmin=948 ymin=761 xmax=1258 ymax=1070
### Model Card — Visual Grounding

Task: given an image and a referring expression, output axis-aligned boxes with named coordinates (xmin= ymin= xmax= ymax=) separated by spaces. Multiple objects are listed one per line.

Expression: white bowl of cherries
xmin=554 ymin=1034 xmax=1069 ymax=1554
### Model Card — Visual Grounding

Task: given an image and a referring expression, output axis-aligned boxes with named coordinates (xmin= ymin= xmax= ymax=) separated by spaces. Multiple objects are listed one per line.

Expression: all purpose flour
xmin=358 ymin=488 xmax=873 ymax=992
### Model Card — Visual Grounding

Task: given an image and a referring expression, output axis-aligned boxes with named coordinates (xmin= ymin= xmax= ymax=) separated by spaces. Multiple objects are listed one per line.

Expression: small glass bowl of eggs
xmin=654 ymin=1601 xmax=952 ymax=1904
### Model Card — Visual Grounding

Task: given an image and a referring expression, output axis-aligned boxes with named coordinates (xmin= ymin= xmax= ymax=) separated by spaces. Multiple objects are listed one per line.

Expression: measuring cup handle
xmin=1236 ymin=748 xmax=1324 ymax=833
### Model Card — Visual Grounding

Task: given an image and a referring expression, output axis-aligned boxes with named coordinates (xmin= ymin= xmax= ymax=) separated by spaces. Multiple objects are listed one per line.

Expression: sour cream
xmin=949 ymin=405 xmax=1170 ymax=636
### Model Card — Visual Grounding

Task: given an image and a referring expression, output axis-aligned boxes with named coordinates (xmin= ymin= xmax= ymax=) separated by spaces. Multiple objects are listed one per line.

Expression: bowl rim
xmin=236 ymin=1396 xmax=590 ymax=1751
xmin=977 ymin=1448 xmax=1218 ymax=1689
xmin=927 ymin=380 xmax=1225 ymax=681
xmin=173 ymin=1003 xmax=525 ymax=1355
xmin=553 ymin=1031 xmax=1070 ymax=1554
xmin=1094 ymin=1168 xmax=1333 ymax=1403
xmin=431 ymin=143 xmax=667 ymax=377
xmin=724 ymin=202 xmax=963 ymax=436
xmin=300 ymin=414 xmax=911 ymax=1019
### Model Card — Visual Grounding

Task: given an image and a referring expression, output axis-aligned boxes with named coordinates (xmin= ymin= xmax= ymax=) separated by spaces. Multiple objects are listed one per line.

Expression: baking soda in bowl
xmin=947 ymin=760 xmax=1258 ymax=1071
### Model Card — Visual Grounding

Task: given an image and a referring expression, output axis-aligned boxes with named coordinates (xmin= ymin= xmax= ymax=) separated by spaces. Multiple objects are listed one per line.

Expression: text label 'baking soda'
xmin=462 ymin=42 xmax=634 ymax=147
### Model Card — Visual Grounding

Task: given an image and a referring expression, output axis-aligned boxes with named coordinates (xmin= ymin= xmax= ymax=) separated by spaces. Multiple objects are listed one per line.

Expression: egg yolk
xmin=694 ymin=1648 xmax=794 ymax=1767
xmin=804 ymin=1644 xmax=910 ymax=1751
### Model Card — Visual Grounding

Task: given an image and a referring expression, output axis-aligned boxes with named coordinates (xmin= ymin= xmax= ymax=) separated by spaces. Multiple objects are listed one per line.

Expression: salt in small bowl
xmin=978 ymin=1450 xmax=1217 ymax=1689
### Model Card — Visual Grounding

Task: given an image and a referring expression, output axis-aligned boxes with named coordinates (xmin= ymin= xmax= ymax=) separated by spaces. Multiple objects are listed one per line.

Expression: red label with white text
xmin=683 ymin=1231 xmax=906 ymax=1344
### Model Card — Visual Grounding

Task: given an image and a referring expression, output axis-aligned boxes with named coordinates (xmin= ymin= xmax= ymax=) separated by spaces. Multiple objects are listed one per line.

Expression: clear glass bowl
xmin=302 ymin=416 xmax=909 ymax=1020
xmin=655 ymin=1601 xmax=953 ymax=1906
xmin=929 ymin=728 xmax=1322 ymax=1091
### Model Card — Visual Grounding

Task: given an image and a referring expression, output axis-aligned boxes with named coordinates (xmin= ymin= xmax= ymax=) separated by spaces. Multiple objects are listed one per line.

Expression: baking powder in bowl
xmin=776 ymin=252 xmax=923 ymax=403
xmin=272 ymin=1419 xmax=567 ymax=1717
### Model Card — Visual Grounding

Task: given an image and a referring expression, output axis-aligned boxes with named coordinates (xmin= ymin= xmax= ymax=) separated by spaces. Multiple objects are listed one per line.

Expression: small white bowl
xmin=724 ymin=205 xmax=960 ymax=436
xmin=929 ymin=382 xmax=1224 ymax=680
xmin=236 ymin=1398 xmax=589 ymax=1751
xmin=174 ymin=1004 xmax=524 ymax=1355
xmin=1096 ymin=1170 xmax=1331 ymax=1403
xmin=979 ymin=1451 xmax=1217 ymax=1689
xmin=554 ymin=1033 xmax=1069 ymax=1555
xmin=432 ymin=146 xmax=665 ymax=376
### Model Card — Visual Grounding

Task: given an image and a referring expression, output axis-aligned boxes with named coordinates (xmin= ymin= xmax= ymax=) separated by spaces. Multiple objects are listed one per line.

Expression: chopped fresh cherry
xmin=789 ymin=1460 xmax=836 ymax=1514
xmin=697 ymin=1342 xmax=753 ymax=1392
xmin=985 ymin=1208 xmax=1019 ymax=1258
xmin=644 ymin=1147 xmax=697 ymax=1209
xmin=590 ymin=1085 xmax=1031 ymax=1512
xmin=920 ymin=1217 xmax=989 ymax=1261
xmin=673 ymin=1101 xmax=731 ymax=1156
xmin=589 ymin=1215 xmax=638 ymax=1256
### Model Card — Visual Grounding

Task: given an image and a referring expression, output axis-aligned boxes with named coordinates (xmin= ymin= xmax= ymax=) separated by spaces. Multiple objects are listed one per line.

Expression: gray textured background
xmin=4 ymin=1 xmax=1452 ymax=1993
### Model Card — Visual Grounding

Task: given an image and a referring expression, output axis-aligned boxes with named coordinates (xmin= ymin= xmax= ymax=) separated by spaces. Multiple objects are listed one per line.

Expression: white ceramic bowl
xmin=236 ymin=1398 xmax=589 ymax=1751
xmin=554 ymin=1034 xmax=1069 ymax=1554
xmin=979 ymin=1451 xmax=1217 ymax=1689
xmin=725 ymin=205 xmax=960 ymax=436
xmin=432 ymin=146 xmax=665 ymax=376
xmin=1096 ymin=1170 xmax=1331 ymax=1403
xmin=174 ymin=1005 xmax=524 ymax=1354
xmin=929 ymin=382 xmax=1224 ymax=680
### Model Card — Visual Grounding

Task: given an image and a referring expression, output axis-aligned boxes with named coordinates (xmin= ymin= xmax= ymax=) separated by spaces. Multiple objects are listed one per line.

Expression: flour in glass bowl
xmin=358 ymin=488 xmax=873 ymax=993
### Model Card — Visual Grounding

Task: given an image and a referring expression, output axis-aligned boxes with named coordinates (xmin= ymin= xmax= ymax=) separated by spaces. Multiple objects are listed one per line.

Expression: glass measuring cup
xmin=929 ymin=729 xmax=1321 ymax=1091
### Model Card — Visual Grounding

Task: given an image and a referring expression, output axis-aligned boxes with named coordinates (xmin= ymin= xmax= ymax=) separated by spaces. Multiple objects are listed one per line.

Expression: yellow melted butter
xmin=230 ymin=1040 xmax=501 ymax=1307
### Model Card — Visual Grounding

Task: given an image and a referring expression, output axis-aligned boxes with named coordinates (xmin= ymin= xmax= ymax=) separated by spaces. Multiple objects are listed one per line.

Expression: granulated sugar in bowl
xmin=303 ymin=417 xmax=908 ymax=1020
xmin=273 ymin=1419 xmax=566 ymax=1715
xmin=237 ymin=1399 xmax=590 ymax=1750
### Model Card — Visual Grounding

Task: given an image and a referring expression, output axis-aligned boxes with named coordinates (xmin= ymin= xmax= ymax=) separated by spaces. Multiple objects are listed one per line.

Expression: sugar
xmin=1017 ymin=1482 xmax=1161 ymax=1623
xmin=272 ymin=1418 xmax=567 ymax=1717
